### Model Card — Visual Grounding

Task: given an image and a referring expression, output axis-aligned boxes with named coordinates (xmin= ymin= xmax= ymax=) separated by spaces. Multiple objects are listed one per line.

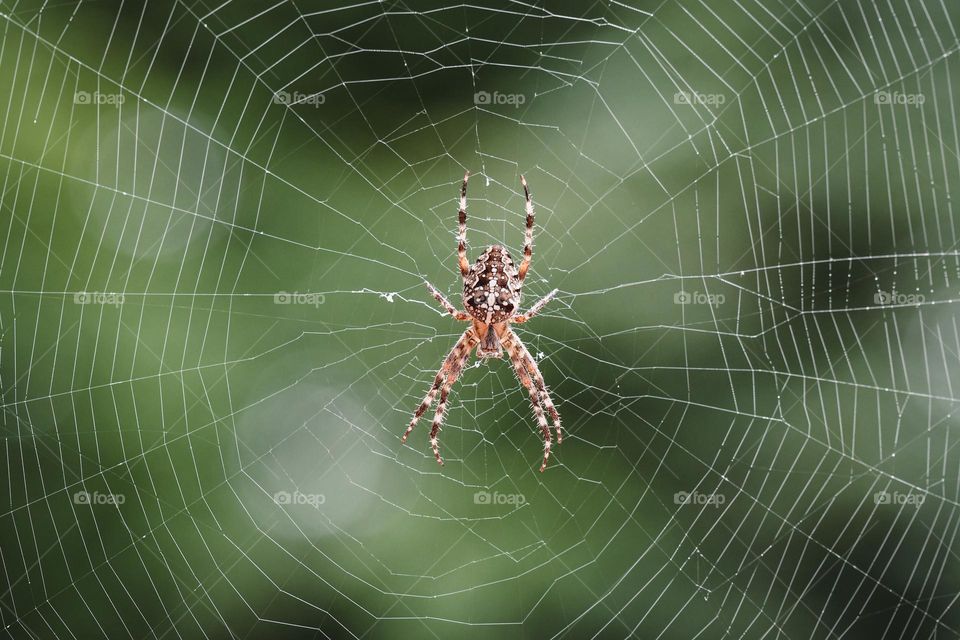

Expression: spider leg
xmin=503 ymin=330 xmax=553 ymax=472
xmin=425 ymin=281 xmax=470 ymax=321
xmin=512 ymin=288 xmax=558 ymax=324
xmin=508 ymin=327 xmax=562 ymax=445
xmin=458 ymin=171 xmax=470 ymax=278
xmin=403 ymin=327 xmax=474 ymax=445
xmin=428 ymin=334 xmax=476 ymax=466
xmin=517 ymin=175 xmax=534 ymax=282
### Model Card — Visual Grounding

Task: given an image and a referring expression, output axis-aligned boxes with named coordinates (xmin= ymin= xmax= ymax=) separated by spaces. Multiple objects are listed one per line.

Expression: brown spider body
xmin=464 ymin=245 xmax=520 ymax=324
xmin=464 ymin=245 xmax=521 ymax=358
xmin=403 ymin=172 xmax=562 ymax=472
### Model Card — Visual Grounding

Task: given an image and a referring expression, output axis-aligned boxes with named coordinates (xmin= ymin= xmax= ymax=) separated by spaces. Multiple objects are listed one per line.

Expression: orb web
xmin=1 ymin=1 xmax=959 ymax=638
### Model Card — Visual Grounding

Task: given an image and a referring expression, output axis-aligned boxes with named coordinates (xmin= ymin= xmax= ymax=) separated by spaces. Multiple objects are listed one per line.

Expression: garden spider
xmin=403 ymin=172 xmax=562 ymax=472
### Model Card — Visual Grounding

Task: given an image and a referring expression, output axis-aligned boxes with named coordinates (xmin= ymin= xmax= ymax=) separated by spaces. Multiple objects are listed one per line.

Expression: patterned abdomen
xmin=463 ymin=245 xmax=520 ymax=324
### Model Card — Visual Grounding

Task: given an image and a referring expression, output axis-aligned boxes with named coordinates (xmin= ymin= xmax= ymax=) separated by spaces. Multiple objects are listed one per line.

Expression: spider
xmin=403 ymin=172 xmax=562 ymax=472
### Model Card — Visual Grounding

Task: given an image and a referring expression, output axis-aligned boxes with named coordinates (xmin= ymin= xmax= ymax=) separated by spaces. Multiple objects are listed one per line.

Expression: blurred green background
xmin=1 ymin=1 xmax=959 ymax=638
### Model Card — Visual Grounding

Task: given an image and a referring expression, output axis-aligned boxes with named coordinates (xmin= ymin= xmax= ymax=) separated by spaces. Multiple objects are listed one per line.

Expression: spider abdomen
xmin=463 ymin=244 xmax=520 ymax=324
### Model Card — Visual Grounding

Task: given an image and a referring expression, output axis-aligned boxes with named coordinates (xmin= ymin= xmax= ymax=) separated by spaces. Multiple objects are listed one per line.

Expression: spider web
xmin=1 ymin=0 xmax=960 ymax=637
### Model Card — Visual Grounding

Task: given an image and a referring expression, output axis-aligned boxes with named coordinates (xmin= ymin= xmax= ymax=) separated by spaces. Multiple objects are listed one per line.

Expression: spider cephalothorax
xmin=402 ymin=172 xmax=562 ymax=472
